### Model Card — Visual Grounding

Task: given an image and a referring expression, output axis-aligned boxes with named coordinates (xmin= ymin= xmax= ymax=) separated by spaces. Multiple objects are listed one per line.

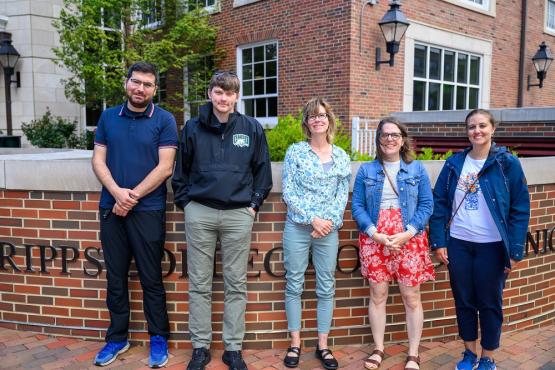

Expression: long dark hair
xmin=375 ymin=116 xmax=414 ymax=163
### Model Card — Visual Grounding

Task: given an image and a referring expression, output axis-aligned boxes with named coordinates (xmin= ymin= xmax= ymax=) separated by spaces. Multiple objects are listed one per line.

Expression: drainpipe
xmin=517 ymin=0 xmax=527 ymax=107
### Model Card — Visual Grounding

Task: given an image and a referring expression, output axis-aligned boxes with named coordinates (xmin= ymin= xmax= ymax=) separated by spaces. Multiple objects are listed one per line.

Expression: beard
xmin=127 ymin=92 xmax=152 ymax=109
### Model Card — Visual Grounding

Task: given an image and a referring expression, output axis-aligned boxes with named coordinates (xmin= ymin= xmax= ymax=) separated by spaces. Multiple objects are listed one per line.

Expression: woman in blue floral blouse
xmin=281 ymin=98 xmax=351 ymax=370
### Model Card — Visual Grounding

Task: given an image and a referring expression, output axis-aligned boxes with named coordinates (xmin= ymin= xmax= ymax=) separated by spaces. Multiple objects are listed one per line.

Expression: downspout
xmin=517 ymin=0 xmax=527 ymax=107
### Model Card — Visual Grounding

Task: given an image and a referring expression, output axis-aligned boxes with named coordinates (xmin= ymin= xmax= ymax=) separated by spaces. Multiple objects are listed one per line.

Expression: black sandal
xmin=284 ymin=346 xmax=301 ymax=368
xmin=315 ymin=346 xmax=338 ymax=370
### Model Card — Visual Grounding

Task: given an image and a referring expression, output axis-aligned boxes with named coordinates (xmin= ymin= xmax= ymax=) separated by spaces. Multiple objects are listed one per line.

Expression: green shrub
xmin=265 ymin=113 xmax=373 ymax=161
xmin=415 ymin=147 xmax=453 ymax=160
xmin=21 ymin=108 xmax=88 ymax=149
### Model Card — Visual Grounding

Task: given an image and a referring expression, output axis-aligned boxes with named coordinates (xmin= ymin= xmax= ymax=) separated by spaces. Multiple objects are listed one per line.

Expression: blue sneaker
xmin=149 ymin=335 xmax=169 ymax=368
xmin=94 ymin=340 xmax=130 ymax=366
xmin=476 ymin=357 xmax=496 ymax=370
xmin=456 ymin=349 xmax=478 ymax=370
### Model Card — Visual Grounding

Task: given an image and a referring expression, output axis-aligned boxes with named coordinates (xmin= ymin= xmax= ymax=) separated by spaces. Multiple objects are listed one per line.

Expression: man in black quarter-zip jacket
xmin=172 ymin=71 xmax=272 ymax=370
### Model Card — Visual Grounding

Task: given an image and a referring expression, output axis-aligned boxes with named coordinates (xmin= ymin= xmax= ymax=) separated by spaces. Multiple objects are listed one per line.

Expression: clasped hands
xmin=311 ymin=217 xmax=333 ymax=239
xmin=112 ymin=188 xmax=140 ymax=217
xmin=372 ymin=231 xmax=412 ymax=253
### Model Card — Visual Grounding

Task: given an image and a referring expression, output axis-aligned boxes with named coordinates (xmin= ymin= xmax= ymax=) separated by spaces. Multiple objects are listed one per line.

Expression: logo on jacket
xmin=233 ymin=134 xmax=250 ymax=148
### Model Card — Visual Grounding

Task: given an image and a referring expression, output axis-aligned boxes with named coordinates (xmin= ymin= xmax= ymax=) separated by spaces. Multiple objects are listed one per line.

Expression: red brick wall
xmin=173 ymin=0 xmax=555 ymax=131
xmin=0 ymin=186 xmax=554 ymax=349
xmin=406 ymin=121 xmax=555 ymax=137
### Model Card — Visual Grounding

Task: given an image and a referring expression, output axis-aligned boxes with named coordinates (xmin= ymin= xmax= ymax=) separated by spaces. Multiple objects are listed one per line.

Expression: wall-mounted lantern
xmin=527 ymin=42 xmax=553 ymax=90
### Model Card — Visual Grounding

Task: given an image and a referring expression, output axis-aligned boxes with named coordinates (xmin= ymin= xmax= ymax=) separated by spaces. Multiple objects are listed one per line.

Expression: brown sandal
xmin=404 ymin=355 xmax=420 ymax=370
xmin=364 ymin=349 xmax=385 ymax=369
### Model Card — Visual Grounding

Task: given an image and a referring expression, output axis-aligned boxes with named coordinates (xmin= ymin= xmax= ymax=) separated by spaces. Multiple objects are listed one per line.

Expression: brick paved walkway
xmin=0 ymin=325 xmax=554 ymax=370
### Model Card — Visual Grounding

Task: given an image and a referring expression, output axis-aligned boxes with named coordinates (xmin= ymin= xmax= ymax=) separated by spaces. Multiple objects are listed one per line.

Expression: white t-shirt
xmin=449 ymin=155 xmax=502 ymax=243
xmin=381 ymin=160 xmax=400 ymax=209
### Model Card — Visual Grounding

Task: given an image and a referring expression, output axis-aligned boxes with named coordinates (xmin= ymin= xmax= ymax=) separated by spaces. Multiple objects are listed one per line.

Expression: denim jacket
xmin=352 ymin=159 xmax=433 ymax=235
xmin=282 ymin=141 xmax=351 ymax=230
xmin=428 ymin=144 xmax=530 ymax=267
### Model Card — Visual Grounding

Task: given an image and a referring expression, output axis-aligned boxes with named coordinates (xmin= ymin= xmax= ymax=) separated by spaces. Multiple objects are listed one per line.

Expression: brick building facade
xmin=178 ymin=0 xmax=555 ymax=129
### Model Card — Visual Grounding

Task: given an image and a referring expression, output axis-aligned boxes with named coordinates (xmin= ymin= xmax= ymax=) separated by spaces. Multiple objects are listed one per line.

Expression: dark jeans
xmin=100 ymin=208 xmax=170 ymax=342
xmin=447 ymin=237 xmax=506 ymax=351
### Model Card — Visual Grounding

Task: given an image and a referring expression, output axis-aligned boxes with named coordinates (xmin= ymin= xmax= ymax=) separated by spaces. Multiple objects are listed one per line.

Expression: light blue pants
xmin=283 ymin=220 xmax=338 ymax=334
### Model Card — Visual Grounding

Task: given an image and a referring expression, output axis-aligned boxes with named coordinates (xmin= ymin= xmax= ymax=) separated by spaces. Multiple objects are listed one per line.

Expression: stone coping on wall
xmin=1 ymin=149 xmax=554 ymax=191
xmin=393 ymin=106 xmax=555 ymax=124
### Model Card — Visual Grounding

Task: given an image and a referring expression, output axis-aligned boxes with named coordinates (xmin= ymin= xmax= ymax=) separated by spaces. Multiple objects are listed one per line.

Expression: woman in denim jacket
xmin=281 ymin=98 xmax=351 ymax=370
xmin=429 ymin=109 xmax=530 ymax=370
xmin=352 ymin=117 xmax=434 ymax=370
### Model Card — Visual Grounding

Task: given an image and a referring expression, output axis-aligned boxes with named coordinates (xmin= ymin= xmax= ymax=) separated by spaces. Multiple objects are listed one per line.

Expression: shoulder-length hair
xmin=375 ymin=116 xmax=414 ymax=164
xmin=301 ymin=97 xmax=337 ymax=144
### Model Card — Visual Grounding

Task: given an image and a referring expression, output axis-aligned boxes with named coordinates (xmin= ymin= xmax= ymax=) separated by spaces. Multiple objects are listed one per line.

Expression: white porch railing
xmin=351 ymin=117 xmax=377 ymax=156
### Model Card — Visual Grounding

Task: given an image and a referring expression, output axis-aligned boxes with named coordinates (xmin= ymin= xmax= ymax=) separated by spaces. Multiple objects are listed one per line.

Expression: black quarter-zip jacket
xmin=172 ymin=102 xmax=273 ymax=210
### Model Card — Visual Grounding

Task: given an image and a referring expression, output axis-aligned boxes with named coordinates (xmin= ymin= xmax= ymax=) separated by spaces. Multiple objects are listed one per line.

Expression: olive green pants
xmin=184 ymin=201 xmax=254 ymax=351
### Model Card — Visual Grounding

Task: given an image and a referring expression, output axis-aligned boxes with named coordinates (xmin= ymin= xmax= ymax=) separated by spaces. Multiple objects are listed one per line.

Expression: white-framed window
xmin=188 ymin=0 xmax=221 ymax=13
xmin=185 ymin=55 xmax=215 ymax=120
xmin=546 ymin=0 xmax=555 ymax=34
xmin=441 ymin=0 xmax=495 ymax=16
xmin=403 ymin=21 xmax=492 ymax=112
xmin=412 ymin=44 xmax=481 ymax=111
xmin=233 ymin=0 xmax=262 ymax=7
xmin=142 ymin=0 xmax=163 ymax=28
xmin=237 ymin=41 xmax=278 ymax=127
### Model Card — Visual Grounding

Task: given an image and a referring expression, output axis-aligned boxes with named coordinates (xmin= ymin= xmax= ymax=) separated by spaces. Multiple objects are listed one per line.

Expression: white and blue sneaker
xmin=456 ymin=349 xmax=478 ymax=370
xmin=149 ymin=335 xmax=169 ymax=368
xmin=476 ymin=356 xmax=496 ymax=370
xmin=94 ymin=340 xmax=130 ymax=366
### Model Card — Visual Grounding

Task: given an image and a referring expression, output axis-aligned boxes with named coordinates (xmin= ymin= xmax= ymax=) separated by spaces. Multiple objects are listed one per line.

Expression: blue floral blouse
xmin=282 ymin=141 xmax=351 ymax=230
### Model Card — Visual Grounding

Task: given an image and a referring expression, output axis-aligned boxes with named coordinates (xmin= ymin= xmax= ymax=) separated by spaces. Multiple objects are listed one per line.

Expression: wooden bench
xmin=412 ymin=136 xmax=555 ymax=157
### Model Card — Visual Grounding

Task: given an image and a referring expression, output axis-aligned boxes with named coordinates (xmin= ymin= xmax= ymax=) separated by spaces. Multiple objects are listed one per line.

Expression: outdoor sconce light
xmin=527 ymin=42 xmax=553 ymax=90
xmin=0 ymin=32 xmax=21 ymax=136
xmin=375 ymin=0 xmax=409 ymax=70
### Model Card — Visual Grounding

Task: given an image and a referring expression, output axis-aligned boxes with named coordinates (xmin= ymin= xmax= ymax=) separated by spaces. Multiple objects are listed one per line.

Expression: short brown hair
xmin=375 ymin=116 xmax=414 ymax=163
xmin=465 ymin=108 xmax=497 ymax=128
xmin=208 ymin=71 xmax=240 ymax=94
xmin=301 ymin=98 xmax=337 ymax=144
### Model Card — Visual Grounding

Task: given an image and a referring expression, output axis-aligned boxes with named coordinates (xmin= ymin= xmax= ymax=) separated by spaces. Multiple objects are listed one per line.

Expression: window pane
xmin=242 ymin=65 xmax=252 ymax=80
xmin=470 ymin=56 xmax=480 ymax=85
xmin=243 ymin=80 xmax=253 ymax=96
xmin=456 ymin=86 xmax=467 ymax=109
xmin=256 ymin=98 xmax=266 ymax=117
xmin=457 ymin=53 xmax=468 ymax=83
xmin=413 ymin=81 xmax=426 ymax=111
xmin=242 ymin=48 xmax=252 ymax=64
xmin=254 ymin=79 xmax=264 ymax=95
xmin=244 ymin=99 xmax=254 ymax=116
xmin=254 ymin=63 xmax=264 ymax=79
xmin=429 ymin=48 xmax=441 ymax=80
xmin=442 ymin=84 xmax=454 ymax=110
xmin=267 ymin=61 xmax=277 ymax=77
xmin=414 ymin=44 xmax=427 ymax=78
xmin=444 ymin=50 xmax=455 ymax=82
xmin=266 ymin=43 xmax=277 ymax=60
xmin=549 ymin=0 xmax=555 ymax=29
xmin=268 ymin=97 xmax=277 ymax=116
xmin=254 ymin=46 xmax=264 ymax=62
xmin=469 ymin=88 xmax=479 ymax=109
xmin=266 ymin=78 xmax=277 ymax=94
xmin=428 ymin=82 xmax=440 ymax=110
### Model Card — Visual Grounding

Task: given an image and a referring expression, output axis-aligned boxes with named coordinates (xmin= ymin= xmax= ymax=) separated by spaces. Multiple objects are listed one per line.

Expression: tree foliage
xmin=53 ymin=0 xmax=218 ymax=111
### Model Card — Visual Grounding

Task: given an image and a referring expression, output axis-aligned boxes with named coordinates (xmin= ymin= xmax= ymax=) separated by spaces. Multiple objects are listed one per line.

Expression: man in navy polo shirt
xmin=92 ymin=61 xmax=177 ymax=368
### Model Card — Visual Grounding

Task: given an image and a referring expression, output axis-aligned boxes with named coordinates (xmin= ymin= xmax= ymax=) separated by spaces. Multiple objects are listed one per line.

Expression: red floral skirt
xmin=358 ymin=208 xmax=435 ymax=287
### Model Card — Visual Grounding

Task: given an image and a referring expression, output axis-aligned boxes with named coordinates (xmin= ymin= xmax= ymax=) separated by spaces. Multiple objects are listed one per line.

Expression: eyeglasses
xmin=128 ymin=78 xmax=156 ymax=89
xmin=308 ymin=113 xmax=329 ymax=122
xmin=379 ymin=132 xmax=403 ymax=141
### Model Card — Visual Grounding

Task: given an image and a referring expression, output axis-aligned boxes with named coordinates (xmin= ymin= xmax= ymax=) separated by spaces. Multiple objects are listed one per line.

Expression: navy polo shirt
xmin=94 ymin=102 xmax=178 ymax=211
